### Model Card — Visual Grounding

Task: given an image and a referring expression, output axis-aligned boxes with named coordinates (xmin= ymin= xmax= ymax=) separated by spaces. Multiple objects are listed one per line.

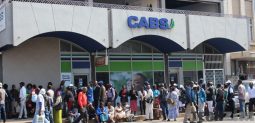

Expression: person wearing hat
xmin=99 ymin=81 xmax=106 ymax=105
xmin=18 ymin=82 xmax=27 ymax=119
xmin=225 ymin=80 xmax=235 ymax=118
xmin=0 ymin=83 xmax=6 ymax=123
xmin=193 ymin=83 xmax=206 ymax=123
xmin=32 ymin=88 xmax=49 ymax=123
xmin=159 ymin=83 xmax=168 ymax=121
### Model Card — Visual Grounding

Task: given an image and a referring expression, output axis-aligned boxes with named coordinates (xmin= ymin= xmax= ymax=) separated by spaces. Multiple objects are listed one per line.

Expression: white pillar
xmin=224 ymin=53 xmax=232 ymax=76
xmin=223 ymin=0 xmax=233 ymax=14
xmin=240 ymin=0 xmax=246 ymax=16
xmin=161 ymin=0 xmax=165 ymax=9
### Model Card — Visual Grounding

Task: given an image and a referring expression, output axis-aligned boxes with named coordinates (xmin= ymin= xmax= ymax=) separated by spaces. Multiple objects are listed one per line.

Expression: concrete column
xmin=224 ymin=53 xmax=232 ymax=76
xmin=88 ymin=0 xmax=93 ymax=6
xmin=223 ymin=0 xmax=233 ymax=14
xmin=90 ymin=53 xmax=96 ymax=82
xmin=164 ymin=53 xmax=170 ymax=86
xmin=240 ymin=0 xmax=246 ymax=16
xmin=161 ymin=0 xmax=165 ymax=9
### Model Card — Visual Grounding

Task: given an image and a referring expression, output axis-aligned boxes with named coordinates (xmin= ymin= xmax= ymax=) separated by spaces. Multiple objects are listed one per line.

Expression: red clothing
xmin=78 ymin=92 xmax=87 ymax=108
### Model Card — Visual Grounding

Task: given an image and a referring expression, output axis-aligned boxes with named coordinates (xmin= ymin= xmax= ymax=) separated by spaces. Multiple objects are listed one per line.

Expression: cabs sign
xmin=127 ymin=16 xmax=175 ymax=30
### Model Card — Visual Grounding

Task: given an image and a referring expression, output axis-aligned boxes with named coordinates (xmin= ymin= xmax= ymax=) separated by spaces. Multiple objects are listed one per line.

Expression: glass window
xmin=154 ymin=71 xmax=164 ymax=84
xmin=60 ymin=41 xmax=71 ymax=52
xmin=72 ymin=44 xmax=86 ymax=52
xmin=141 ymin=43 xmax=152 ymax=53
xmin=96 ymin=72 xmax=109 ymax=85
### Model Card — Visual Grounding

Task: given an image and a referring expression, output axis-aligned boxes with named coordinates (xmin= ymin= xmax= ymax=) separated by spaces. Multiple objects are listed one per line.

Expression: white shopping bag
xmin=36 ymin=115 xmax=44 ymax=123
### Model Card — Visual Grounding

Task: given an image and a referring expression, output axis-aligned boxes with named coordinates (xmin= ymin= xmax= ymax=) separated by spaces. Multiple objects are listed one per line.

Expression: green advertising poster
xmin=110 ymin=72 xmax=132 ymax=92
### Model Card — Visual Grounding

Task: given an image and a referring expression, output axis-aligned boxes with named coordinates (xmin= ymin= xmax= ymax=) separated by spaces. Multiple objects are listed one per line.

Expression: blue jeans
xmin=239 ymin=99 xmax=245 ymax=118
xmin=45 ymin=107 xmax=54 ymax=123
xmin=0 ymin=104 xmax=6 ymax=122
xmin=160 ymin=101 xmax=168 ymax=120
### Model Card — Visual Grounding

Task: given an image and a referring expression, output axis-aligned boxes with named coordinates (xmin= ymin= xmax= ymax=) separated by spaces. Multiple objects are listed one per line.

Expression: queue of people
xmin=0 ymin=79 xmax=254 ymax=123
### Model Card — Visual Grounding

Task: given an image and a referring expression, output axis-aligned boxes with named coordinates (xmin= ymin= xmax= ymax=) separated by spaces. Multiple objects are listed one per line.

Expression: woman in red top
xmin=119 ymin=85 xmax=128 ymax=106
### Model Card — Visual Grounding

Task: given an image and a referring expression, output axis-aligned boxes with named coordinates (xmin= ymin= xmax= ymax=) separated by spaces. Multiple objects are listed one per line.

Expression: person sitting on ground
xmin=68 ymin=108 xmax=80 ymax=123
xmin=114 ymin=102 xmax=126 ymax=122
xmin=107 ymin=102 xmax=115 ymax=122
xmin=96 ymin=102 xmax=109 ymax=123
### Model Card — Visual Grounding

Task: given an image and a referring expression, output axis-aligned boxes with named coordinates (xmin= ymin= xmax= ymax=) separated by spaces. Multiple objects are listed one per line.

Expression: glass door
xmin=74 ymin=74 xmax=88 ymax=88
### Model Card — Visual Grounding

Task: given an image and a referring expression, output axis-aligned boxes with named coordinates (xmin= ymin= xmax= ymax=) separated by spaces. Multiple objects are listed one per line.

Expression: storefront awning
xmin=35 ymin=31 xmax=106 ymax=52
xmin=131 ymin=35 xmax=185 ymax=53
xmin=204 ymin=38 xmax=246 ymax=53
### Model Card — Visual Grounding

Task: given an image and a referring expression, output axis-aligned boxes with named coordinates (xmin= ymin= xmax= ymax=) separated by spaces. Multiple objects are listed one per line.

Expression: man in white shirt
xmin=0 ymin=83 xmax=6 ymax=123
xmin=238 ymin=80 xmax=246 ymax=119
xmin=248 ymin=82 xmax=255 ymax=118
xmin=145 ymin=84 xmax=153 ymax=120
xmin=18 ymin=82 xmax=27 ymax=119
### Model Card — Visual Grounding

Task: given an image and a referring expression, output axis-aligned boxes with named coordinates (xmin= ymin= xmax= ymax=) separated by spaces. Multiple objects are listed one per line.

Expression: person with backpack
xmin=215 ymin=84 xmax=224 ymax=121
xmin=159 ymin=83 xmax=168 ymax=121
xmin=225 ymin=80 xmax=235 ymax=118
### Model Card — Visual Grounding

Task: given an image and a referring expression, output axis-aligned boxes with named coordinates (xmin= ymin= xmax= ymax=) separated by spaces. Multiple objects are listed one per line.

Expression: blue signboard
xmin=127 ymin=16 xmax=174 ymax=30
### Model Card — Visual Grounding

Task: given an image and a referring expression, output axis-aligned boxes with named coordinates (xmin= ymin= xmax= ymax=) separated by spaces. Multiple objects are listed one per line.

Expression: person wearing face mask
xmin=248 ymin=82 xmax=255 ymax=119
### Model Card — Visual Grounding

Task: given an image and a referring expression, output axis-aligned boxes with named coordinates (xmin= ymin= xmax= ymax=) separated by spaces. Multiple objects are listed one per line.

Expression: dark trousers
xmin=140 ymin=100 xmax=145 ymax=115
xmin=228 ymin=100 xmax=235 ymax=117
xmin=215 ymin=101 xmax=224 ymax=121
xmin=74 ymin=107 xmax=88 ymax=123
xmin=249 ymin=98 xmax=255 ymax=112
xmin=0 ymin=104 xmax=6 ymax=123
xmin=93 ymin=99 xmax=99 ymax=109
xmin=160 ymin=102 xmax=168 ymax=120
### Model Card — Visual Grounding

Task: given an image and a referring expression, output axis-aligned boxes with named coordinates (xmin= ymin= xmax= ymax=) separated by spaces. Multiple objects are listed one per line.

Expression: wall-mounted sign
xmin=0 ymin=7 xmax=6 ymax=32
xmin=95 ymin=56 xmax=109 ymax=67
xmin=61 ymin=73 xmax=72 ymax=87
xmin=127 ymin=16 xmax=174 ymax=30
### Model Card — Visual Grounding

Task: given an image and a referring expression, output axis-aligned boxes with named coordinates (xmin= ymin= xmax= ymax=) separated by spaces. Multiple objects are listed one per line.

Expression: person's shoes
xmin=167 ymin=119 xmax=170 ymax=121
xmin=174 ymin=119 xmax=177 ymax=121
xmin=162 ymin=119 xmax=166 ymax=121
xmin=144 ymin=119 xmax=148 ymax=121
xmin=150 ymin=119 xmax=153 ymax=121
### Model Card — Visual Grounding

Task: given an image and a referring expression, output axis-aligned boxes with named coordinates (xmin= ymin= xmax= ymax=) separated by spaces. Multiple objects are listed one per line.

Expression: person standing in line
xmin=106 ymin=84 xmax=115 ymax=105
xmin=144 ymin=84 xmax=154 ymax=121
xmin=129 ymin=84 xmax=138 ymax=115
xmin=74 ymin=87 xmax=88 ymax=123
xmin=183 ymin=81 xmax=197 ymax=123
xmin=0 ymin=83 xmax=7 ymax=123
xmin=99 ymin=81 xmax=106 ymax=105
xmin=193 ymin=83 xmax=206 ymax=123
xmin=167 ymin=86 xmax=178 ymax=121
xmin=225 ymin=80 xmax=235 ymax=118
xmin=215 ymin=84 xmax=224 ymax=121
xmin=248 ymin=82 xmax=255 ymax=119
xmin=47 ymin=82 xmax=55 ymax=100
xmin=18 ymin=82 xmax=27 ymax=119
xmin=87 ymin=83 xmax=94 ymax=104
xmin=3 ymin=84 xmax=11 ymax=119
xmin=159 ymin=83 xmax=168 ymax=121
xmin=32 ymin=88 xmax=49 ymax=123
xmin=206 ymin=81 xmax=214 ymax=121
xmin=10 ymin=84 xmax=19 ymax=118
xmin=238 ymin=80 xmax=246 ymax=119
xmin=138 ymin=88 xmax=146 ymax=115
xmin=93 ymin=81 xmax=101 ymax=109
xmin=53 ymin=91 xmax=63 ymax=123
xmin=119 ymin=85 xmax=128 ymax=106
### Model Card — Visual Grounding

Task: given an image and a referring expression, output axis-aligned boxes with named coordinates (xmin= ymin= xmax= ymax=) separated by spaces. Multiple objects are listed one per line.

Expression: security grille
xmin=204 ymin=54 xmax=223 ymax=69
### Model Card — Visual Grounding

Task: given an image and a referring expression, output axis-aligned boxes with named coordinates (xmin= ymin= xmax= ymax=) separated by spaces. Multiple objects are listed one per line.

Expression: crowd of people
xmin=0 ymin=79 xmax=254 ymax=123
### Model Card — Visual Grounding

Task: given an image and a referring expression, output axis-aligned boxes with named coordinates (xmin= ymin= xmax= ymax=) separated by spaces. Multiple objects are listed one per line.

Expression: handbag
xmin=146 ymin=96 xmax=153 ymax=104
xmin=54 ymin=102 xmax=62 ymax=110
xmin=100 ymin=113 xmax=108 ymax=122
xmin=36 ymin=115 xmax=44 ymax=123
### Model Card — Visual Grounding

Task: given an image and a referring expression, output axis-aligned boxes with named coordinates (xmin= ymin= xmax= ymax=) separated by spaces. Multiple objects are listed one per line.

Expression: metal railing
xmin=6 ymin=0 xmax=248 ymax=18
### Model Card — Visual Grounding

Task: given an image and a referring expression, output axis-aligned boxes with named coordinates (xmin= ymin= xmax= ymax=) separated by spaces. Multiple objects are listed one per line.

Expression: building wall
xmin=2 ymin=37 xmax=60 ymax=88
xmin=232 ymin=0 xmax=241 ymax=15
